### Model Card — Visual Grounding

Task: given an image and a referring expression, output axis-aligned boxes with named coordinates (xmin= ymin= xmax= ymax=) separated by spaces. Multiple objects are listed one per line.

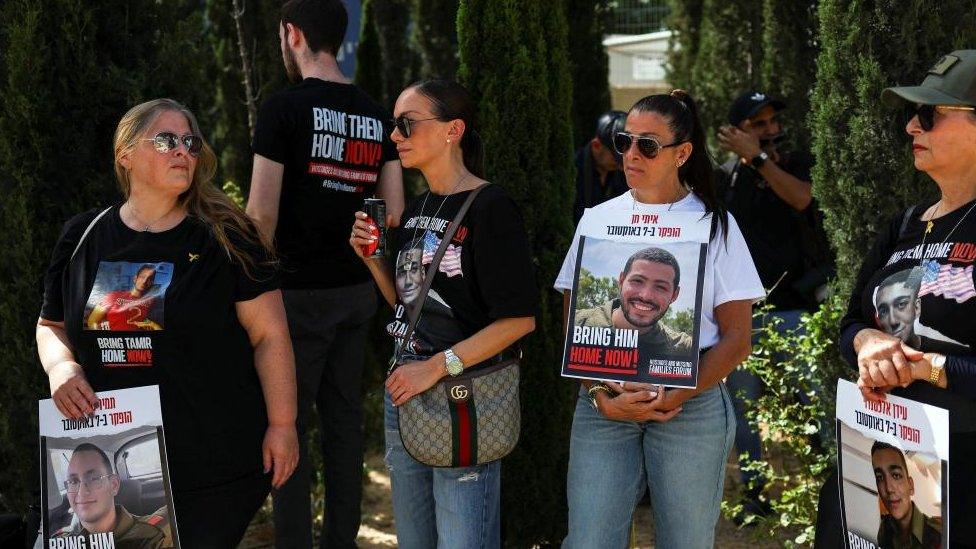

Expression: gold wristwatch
xmin=587 ymin=383 xmax=612 ymax=412
xmin=929 ymin=354 xmax=946 ymax=385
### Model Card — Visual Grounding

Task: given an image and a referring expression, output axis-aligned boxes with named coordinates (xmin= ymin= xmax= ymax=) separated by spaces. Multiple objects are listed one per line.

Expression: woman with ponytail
xmin=36 ymin=99 xmax=298 ymax=545
xmin=349 ymin=79 xmax=537 ymax=548
xmin=555 ymin=90 xmax=764 ymax=547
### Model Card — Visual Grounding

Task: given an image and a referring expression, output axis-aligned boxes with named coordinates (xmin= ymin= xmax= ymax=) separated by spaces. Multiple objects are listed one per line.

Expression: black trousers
xmin=174 ymin=470 xmax=271 ymax=547
xmin=273 ymin=284 xmax=377 ymax=549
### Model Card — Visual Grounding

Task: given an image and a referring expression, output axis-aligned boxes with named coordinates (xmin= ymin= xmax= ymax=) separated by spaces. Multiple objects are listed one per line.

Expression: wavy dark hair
xmin=630 ymin=89 xmax=729 ymax=241
xmin=408 ymin=79 xmax=485 ymax=179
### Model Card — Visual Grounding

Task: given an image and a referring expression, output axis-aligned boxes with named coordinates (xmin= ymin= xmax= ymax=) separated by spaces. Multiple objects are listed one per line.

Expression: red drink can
xmin=362 ymin=198 xmax=387 ymax=258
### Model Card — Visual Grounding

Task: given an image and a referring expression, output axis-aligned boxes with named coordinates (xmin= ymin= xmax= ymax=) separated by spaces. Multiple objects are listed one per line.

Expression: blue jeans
xmin=726 ymin=309 xmax=804 ymax=494
xmin=384 ymin=394 xmax=502 ymax=549
xmin=563 ymin=383 xmax=736 ymax=549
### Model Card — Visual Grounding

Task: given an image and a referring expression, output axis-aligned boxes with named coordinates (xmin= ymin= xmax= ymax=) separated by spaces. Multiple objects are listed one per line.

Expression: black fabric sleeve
xmin=946 ymin=355 xmax=976 ymax=400
xmin=251 ymin=96 xmax=290 ymax=164
xmin=837 ymin=213 xmax=903 ymax=370
xmin=40 ymin=209 xmax=102 ymax=322
xmin=786 ymin=151 xmax=815 ymax=183
xmin=229 ymin=229 xmax=280 ymax=302
xmin=471 ymin=187 xmax=539 ymax=320
xmin=380 ymin=117 xmax=398 ymax=164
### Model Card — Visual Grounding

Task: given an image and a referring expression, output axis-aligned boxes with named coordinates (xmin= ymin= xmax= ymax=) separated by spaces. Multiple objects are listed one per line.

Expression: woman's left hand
xmin=610 ymin=381 xmax=690 ymax=421
xmin=387 ymin=357 xmax=445 ymax=406
xmin=263 ymin=423 xmax=299 ymax=489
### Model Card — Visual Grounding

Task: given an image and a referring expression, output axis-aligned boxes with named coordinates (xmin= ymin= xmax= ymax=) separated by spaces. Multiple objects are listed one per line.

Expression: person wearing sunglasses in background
xmin=815 ymin=50 xmax=976 ymax=549
xmin=350 ymin=79 xmax=537 ymax=548
xmin=714 ymin=91 xmax=835 ymax=524
xmin=573 ymin=110 xmax=629 ymax=223
xmin=36 ymin=98 xmax=298 ymax=546
xmin=556 ymin=90 xmax=764 ymax=548
xmin=245 ymin=1 xmax=405 ymax=546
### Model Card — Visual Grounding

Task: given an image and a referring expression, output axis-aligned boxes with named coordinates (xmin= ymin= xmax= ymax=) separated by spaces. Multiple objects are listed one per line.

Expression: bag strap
xmin=70 ymin=207 xmax=113 ymax=263
xmin=396 ymin=184 xmax=489 ymax=360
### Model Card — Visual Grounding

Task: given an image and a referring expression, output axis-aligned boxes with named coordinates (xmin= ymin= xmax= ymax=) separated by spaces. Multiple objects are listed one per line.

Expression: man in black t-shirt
xmin=246 ymin=1 xmax=404 ymax=547
xmin=715 ymin=91 xmax=832 ymax=522
xmin=573 ymin=110 xmax=629 ymax=223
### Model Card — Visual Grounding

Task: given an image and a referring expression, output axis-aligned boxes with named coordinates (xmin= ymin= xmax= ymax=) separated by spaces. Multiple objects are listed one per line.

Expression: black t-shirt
xmin=714 ymin=150 xmax=816 ymax=310
xmin=41 ymin=205 xmax=277 ymax=492
xmin=573 ymin=147 xmax=628 ymax=224
xmin=386 ymin=185 xmax=539 ymax=357
xmin=252 ymin=77 xmax=398 ymax=289
xmin=840 ymin=200 xmax=976 ymax=541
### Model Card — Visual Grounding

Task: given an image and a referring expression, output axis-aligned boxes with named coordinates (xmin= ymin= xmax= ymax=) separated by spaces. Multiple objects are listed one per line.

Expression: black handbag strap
xmin=395 ymin=183 xmax=489 ymax=360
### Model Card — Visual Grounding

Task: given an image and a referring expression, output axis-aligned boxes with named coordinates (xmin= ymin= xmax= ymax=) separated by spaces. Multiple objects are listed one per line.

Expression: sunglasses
xmin=142 ymin=132 xmax=203 ymax=157
xmin=612 ymin=132 xmax=685 ymax=159
xmin=392 ymin=115 xmax=440 ymax=138
xmin=906 ymin=104 xmax=976 ymax=131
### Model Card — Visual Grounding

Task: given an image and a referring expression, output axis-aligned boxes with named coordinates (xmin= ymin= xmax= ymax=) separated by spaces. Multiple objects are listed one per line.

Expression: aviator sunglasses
xmin=906 ymin=104 xmax=976 ymax=131
xmin=613 ymin=132 xmax=686 ymax=159
xmin=142 ymin=132 xmax=203 ymax=157
xmin=392 ymin=115 xmax=442 ymax=138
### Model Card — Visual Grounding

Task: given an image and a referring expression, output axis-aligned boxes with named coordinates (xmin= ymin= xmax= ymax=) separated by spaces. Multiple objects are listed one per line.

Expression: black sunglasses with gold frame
xmin=612 ymin=132 xmax=686 ymax=159
xmin=391 ymin=115 xmax=442 ymax=138
xmin=906 ymin=104 xmax=976 ymax=131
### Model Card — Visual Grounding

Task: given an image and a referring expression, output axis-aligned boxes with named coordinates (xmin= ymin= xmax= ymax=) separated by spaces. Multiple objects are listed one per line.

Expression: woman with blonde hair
xmin=37 ymin=98 xmax=298 ymax=545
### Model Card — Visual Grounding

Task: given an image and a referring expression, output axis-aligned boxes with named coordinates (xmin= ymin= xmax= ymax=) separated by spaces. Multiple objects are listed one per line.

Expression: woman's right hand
xmin=596 ymin=385 xmax=681 ymax=423
xmin=349 ymin=211 xmax=379 ymax=260
xmin=855 ymin=328 xmax=920 ymax=401
xmin=48 ymin=361 xmax=97 ymax=419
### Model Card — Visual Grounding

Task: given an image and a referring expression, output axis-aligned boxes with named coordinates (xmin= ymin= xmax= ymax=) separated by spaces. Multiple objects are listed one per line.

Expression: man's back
xmin=252 ymin=78 xmax=397 ymax=289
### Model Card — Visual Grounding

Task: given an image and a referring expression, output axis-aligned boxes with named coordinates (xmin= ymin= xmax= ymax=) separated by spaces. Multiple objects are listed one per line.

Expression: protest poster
xmin=561 ymin=209 xmax=709 ymax=388
xmin=836 ymin=379 xmax=948 ymax=549
xmin=39 ymin=385 xmax=179 ymax=548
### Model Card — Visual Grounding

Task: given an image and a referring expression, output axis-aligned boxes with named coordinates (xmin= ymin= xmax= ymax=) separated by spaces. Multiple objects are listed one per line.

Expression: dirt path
xmin=241 ymin=453 xmax=786 ymax=548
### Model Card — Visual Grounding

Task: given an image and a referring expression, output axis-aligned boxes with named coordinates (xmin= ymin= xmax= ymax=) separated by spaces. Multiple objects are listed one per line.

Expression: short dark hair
xmin=281 ymin=0 xmax=348 ymax=56
xmin=71 ymin=443 xmax=114 ymax=475
xmin=871 ymin=440 xmax=908 ymax=469
xmin=623 ymin=247 xmax=680 ymax=287
xmin=877 ymin=267 xmax=923 ymax=297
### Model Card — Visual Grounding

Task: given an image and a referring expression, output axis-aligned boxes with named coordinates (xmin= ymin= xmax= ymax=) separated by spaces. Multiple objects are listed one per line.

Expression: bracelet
xmin=587 ymin=382 xmax=612 ymax=398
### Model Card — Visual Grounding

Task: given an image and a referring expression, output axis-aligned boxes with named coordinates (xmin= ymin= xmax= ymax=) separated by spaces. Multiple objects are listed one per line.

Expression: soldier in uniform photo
xmin=53 ymin=443 xmax=171 ymax=548
xmin=871 ymin=441 xmax=942 ymax=549
xmin=575 ymin=247 xmax=692 ymax=357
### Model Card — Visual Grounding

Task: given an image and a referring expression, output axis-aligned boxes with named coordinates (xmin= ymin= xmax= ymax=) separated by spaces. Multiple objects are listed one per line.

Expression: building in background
xmin=603 ymin=0 xmax=672 ymax=110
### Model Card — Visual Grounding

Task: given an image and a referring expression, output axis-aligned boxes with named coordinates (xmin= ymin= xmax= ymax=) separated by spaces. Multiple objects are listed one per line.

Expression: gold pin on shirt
xmin=926 ymin=221 xmax=934 ymax=234
xmin=188 ymin=252 xmax=200 ymax=262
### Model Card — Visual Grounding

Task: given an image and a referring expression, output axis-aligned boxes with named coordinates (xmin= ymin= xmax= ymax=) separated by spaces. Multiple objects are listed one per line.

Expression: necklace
xmin=409 ymin=172 xmax=471 ymax=247
xmin=124 ymin=201 xmax=181 ymax=232
xmin=630 ymin=184 xmax=689 ymax=212
xmin=917 ymin=199 xmax=976 ymax=267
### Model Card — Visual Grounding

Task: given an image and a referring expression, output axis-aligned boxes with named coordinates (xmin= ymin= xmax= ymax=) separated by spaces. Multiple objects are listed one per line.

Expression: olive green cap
xmin=882 ymin=50 xmax=976 ymax=107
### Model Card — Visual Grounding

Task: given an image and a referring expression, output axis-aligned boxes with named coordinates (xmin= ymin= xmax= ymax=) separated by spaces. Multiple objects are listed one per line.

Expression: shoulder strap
xmin=397 ymin=184 xmax=490 ymax=358
xmin=899 ymin=204 xmax=918 ymax=239
xmin=69 ymin=207 xmax=113 ymax=263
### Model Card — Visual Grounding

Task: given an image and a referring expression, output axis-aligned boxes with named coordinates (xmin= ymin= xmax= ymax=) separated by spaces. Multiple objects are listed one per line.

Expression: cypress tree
xmin=354 ymin=0 xmax=416 ymax=110
xmin=689 ymin=0 xmax=765 ymax=137
xmin=0 ymin=0 xmax=214 ymax=513
xmin=566 ymin=0 xmax=611 ymax=148
xmin=411 ymin=0 xmax=459 ymax=80
xmin=458 ymin=0 xmax=576 ymax=544
xmin=760 ymin=0 xmax=818 ymax=151
xmin=810 ymin=0 xmax=976 ymax=292
xmin=665 ymin=0 xmax=704 ymax=91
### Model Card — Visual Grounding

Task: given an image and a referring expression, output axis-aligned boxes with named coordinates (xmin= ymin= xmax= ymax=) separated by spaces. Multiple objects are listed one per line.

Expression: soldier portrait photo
xmin=574 ymin=245 xmax=695 ymax=359
xmin=872 ymin=441 xmax=942 ymax=549
xmin=51 ymin=442 xmax=172 ymax=548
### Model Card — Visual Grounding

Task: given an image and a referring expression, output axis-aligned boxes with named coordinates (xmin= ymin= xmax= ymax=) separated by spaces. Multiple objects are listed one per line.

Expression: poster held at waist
xmin=39 ymin=385 xmax=179 ymax=548
xmin=561 ymin=209 xmax=709 ymax=388
xmin=836 ymin=379 xmax=948 ymax=549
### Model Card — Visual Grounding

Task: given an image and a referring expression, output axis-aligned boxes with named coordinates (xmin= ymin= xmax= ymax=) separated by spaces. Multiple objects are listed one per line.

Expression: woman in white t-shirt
xmin=557 ymin=90 xmax=765 ymax=548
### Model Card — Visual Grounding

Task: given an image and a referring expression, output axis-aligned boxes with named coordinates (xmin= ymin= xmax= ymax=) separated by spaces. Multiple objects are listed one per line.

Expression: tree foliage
xmin=566 ymin=0 xmax=612 ymax=148
xmin=458 ymin=0 xmax=576 ymax=543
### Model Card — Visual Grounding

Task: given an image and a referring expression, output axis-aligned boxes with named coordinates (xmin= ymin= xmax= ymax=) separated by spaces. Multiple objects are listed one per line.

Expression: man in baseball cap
xmin=573 ymin=110 xmax=628 ymax=223
xmin=714 ymin=90 xmax=834 ymax=524
xmin=882 ymin=50 xmax=976 ymax=108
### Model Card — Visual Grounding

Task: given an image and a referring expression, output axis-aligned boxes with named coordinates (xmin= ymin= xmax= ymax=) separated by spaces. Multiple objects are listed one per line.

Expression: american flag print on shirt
xmin=422 ymin=230 xmax=464 ymax=277
xmin=919 ymin=259 xmax=976 ymax=303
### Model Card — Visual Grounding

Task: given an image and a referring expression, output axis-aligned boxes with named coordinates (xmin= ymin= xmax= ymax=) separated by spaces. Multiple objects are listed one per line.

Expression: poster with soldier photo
xmin=836 ymin=379 xmax=948 ymax=549
xmin=39 ymin=385 xmax=179 ymax=548
xmin=561 ymin=209 xmax=709 ymax=388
